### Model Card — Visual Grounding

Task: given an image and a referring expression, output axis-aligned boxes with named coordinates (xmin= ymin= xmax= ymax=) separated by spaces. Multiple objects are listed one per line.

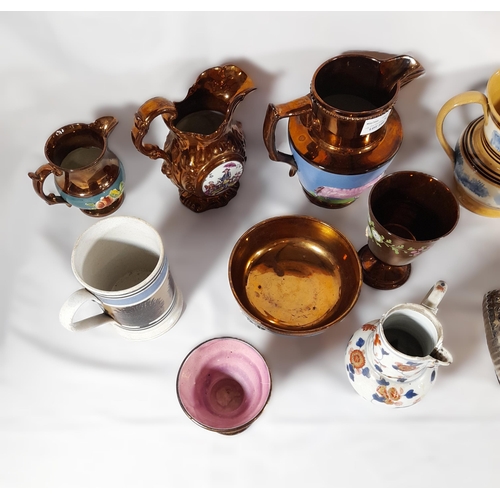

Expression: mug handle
xmin=262 ymin=95 xmax=312 ymax=176
xmin=435 ymin=90 xmax=489 ymax=162
xmin=59 ymin=289 xmax=115 ymax=332
xmin=131 ymin=97 xmax=177 ymax=161
xmin=28 ymin=164 xmax=69 ymax=206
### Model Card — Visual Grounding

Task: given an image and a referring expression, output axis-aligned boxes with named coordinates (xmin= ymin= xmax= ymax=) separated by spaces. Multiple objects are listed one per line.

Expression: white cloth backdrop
xmin=1 ymin=10 xmax=500 ymax=489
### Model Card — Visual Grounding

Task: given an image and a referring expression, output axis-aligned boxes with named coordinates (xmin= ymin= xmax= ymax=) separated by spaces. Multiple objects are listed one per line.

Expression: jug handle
xmin=90 ymin=116 xmax=118 ymax=137
xmin=262 ymin=96 xmax=312 ymax=176
xmin=420 ymin=280 xmax=448 ymax=314
xmin=27 ymin=164 xmax=69 ymax=206
xmin=131 ymin=97 xmax=177 ymax=161
xmin=435 ymin=90 xmax=489 ymax=162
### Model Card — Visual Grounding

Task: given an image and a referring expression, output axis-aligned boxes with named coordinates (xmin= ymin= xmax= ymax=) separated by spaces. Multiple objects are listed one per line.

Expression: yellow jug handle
xmin=436 ymin=90 xmax=489 ymax=163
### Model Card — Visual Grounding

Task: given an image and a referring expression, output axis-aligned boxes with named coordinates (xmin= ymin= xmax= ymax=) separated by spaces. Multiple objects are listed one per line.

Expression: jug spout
xmin=213 ymin=65 xmax=256 ymax=117
xmin=191 ymin=64 xmax=256 ymax=118
xmin=379 ymin=55 xmax=425 ymax=90
xmin=429 ymin=346 xmax=453 ymax=366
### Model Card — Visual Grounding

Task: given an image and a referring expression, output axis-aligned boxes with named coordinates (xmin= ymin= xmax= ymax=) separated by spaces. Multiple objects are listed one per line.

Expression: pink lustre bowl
xmin=176 ymin=337 xmax=272 ymax=435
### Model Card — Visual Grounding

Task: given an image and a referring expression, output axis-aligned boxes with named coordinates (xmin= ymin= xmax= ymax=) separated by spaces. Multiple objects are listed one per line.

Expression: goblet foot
xmin=358 ymin=245 xmax=411 ymax=290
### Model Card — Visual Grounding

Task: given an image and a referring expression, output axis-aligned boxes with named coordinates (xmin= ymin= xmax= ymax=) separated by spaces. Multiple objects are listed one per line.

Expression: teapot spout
xmin=379 ymin=55 xmax=425 ymax=90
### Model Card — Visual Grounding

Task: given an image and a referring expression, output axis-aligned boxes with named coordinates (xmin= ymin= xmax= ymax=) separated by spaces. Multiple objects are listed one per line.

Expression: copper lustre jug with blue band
xmin=263 ymin=53 xmax=424 ymax=209
xmin=28 ymin=116 xmax=125 ymax=217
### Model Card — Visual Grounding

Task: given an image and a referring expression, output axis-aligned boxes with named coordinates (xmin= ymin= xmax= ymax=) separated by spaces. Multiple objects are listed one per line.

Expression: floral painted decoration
xmin=366 ymin=217 xmax=428 ymax=256
xmin=372 ymin=381 xmax=418 ymax=406
xmin=85 ymin=181 xmax=124 ymax=209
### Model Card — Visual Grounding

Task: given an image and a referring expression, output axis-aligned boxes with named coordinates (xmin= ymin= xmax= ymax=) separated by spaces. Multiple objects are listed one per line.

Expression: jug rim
xmin=487 ymin=69 xmax=500 ymax=123
xmin=44 ymin=122 xmax=107 ymax=171
xmin=379 ymin=301 xmax=445 ymax=360
xmin=310 ymin=53 xmax=400 ymax=117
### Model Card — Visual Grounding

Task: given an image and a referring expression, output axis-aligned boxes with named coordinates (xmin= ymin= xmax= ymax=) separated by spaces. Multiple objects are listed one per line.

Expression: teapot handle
xmin=262 ymin=95 xmax=312 ymax=176
xmin=435 ymin=90 xmax=489 ymax=162
xmin=27 ymin=164 xmax=69 ymax=206
xmin=131 ymin=97 xmax=177 ymax=161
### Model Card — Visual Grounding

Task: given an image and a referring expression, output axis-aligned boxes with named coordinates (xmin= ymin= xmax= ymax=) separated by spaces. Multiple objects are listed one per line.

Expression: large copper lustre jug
xmin=263 ymin=53 xmax=424 ymax=208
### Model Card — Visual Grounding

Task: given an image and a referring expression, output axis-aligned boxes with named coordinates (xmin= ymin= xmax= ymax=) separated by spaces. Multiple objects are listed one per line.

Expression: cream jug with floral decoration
xmin=345 ymin=281 xmax=452 ymax=408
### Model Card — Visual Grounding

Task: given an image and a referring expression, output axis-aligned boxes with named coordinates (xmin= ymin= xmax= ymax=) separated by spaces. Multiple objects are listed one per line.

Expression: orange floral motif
xmin=362 ymin=323 xmax=377 ymax=332
xmin=374 ymin=333 xmax=381 ymax=346
xmin=95 ymin=195 xmax=114 ymax=209
xmin=393 ymin=361 xmax=419 ymax=372
xmin=376 ymin=386 xmax=402 ymax=405
xmin=350 ymin=349 xmax=365 ymax=369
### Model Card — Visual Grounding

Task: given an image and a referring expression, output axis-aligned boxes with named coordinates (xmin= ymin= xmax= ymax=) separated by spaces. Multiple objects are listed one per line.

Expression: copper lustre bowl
xmin=228 ymin=215 xmax=362 ymax=336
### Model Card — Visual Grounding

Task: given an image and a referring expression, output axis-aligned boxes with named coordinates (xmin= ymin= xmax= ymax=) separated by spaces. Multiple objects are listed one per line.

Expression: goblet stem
xmin=358 ymin=244 xmax=411 ymax=290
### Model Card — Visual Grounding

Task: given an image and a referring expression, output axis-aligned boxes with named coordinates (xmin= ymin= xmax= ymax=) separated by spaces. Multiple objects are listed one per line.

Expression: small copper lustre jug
xmin=28 ymin=116 xmax=125 ymax=217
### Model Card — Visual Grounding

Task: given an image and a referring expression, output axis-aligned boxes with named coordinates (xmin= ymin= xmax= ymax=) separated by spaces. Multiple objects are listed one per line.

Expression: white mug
xmin=59 ymin=216 xmax=184 ymax=340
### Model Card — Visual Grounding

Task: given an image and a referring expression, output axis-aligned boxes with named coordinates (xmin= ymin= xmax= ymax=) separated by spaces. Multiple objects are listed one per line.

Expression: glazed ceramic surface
xmin=436 ymin=69 xmax=500 ymax=217
xmin=345 ymin=281 xmax=453 ymax=408
xmin=263 ymin=53 xmax=424 ymax=208
xmin=229 ymin=215 xmax=362 ymax=336
xmin=482 ymin=289 xmax=500 ymax=383
xmin=359 ymin=171 xmax=459 ymax=289
xmin=28 ymin=116 xmax=125 ymax=217
xmin=132 ymin=65 xmax=255 ymax=213
xmin=59 ymin=216 xmax=183 ymax=341
xmin=176 ymin=337 xmax=272 ymax=435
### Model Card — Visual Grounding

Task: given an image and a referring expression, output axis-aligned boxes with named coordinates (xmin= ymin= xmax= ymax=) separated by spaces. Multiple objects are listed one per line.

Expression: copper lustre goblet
xmin=358 ymin=171 xmax=460 ymax=290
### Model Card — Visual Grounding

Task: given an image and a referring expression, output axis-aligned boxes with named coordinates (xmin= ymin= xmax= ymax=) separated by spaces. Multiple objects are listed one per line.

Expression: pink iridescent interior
xmin=177 ymin=338 xmax=271 ymax=430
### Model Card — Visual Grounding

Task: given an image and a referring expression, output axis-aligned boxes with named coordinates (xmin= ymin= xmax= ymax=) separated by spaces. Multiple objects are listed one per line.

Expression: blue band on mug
xmin=96 ymin=258 xmax=169 ymax=308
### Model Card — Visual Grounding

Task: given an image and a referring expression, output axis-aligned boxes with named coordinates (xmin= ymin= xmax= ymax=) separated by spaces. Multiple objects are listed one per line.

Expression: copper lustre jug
xmin=28 ymin=116 xmax=125 ymax=217
xmin=132 ymin=65 xmax=256 ymax=213
xmin=263 ymin=53 xmax=424 ymax=209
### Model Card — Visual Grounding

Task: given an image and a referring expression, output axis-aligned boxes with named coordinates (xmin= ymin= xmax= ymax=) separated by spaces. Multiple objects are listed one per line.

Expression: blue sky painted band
xmin=291 ymin=144 xmax=391 ymax=192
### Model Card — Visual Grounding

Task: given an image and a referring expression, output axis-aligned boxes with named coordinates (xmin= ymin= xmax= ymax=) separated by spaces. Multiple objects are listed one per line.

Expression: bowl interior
xmin=177 ymin=338 xmax=271 ymax=432
xmin=229 ymin=216 xmax=362 ymax=336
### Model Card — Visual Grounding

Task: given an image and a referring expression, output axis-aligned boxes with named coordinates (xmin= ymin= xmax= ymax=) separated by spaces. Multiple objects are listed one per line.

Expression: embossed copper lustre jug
xmin=263 ymin=53 xmax=424 ymax=208
xmin=28 ymin=116 xmax=125 ymax=217
xmin=132 ymin=65 xmax=256 ymax=213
